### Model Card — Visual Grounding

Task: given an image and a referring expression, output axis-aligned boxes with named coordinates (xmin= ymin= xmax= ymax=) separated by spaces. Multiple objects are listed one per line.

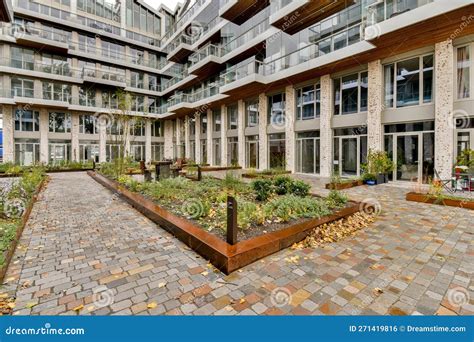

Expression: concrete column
xmin=434 ymin=40 xmax=455 ymax=181
xmin=71 ymin=113 xmax=80 ymax=161
xmin=2 ymin=105 xmax=14 ymax=162
xmin=164 ymin=120 xmax=174 ymax=159
xmin=99 ymin=120 xmax=107 ymax=163
xmin=258 ymin=93 xmax=268 ymax=170
xmin=184 ymin=116 xmax=191 ymax=159
xmin=320 ymin=75 xmax=333 ymax=178
xmin=237 ymin=100 xmax=245 ymax=168
xmin=195 ymin=114 xmax=201 ymax=163
xmin=145 ymin=119 xmax=152 ymax=163
xmin=285 ymin=85 xmax=296 ymax=172
xmin=220 ymin=105 xmax=228 ymax=166
xmin=39 ymin=109 xmax=48 ymax=164
xmin=206 ymin=109 xmax=213 ymax=165
xmin=34 ymin=79 xmax=42 ymax=99
xmin=367 ymin=60 xmax=384 ymax=151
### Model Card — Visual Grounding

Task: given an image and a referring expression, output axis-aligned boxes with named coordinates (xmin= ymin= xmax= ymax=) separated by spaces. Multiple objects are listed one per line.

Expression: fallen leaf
xmin=158 ymin=282 xmax=166 ymax=288
xmin=147 ymin=302 xmax=157 ymax=309
xmin=73 ymin=304 xmax=84 ymax=312
xmin=25 ymin=302 xmax=37 ymax=309
xmin=373 ymin=288 xmax=384 ymax=296
xmin=239 ymin=298 xmax=246 ymax=304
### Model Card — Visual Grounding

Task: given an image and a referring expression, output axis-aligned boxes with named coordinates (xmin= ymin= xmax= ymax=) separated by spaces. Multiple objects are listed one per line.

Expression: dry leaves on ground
xmin=0 ymin=297 xmax=16 ymax=315
xmin=292 ymin=212 xmax=376 ymax=249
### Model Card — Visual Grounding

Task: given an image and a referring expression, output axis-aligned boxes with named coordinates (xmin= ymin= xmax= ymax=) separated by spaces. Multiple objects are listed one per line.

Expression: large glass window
xmin=334 ymin=71 xmax=368 ymax=115
xmin=11 ymin=77 xmax=34 ymax=97
xmin=130 ymin=142 xmax=145 ymax=161
xmin=130 ymin=71 xmax=144 ymax=88
xmin=15 ymin=109 xmax=39 ymax=132
xmin=49 ymin=112 xmax=71 ymax=133
xmin=79 ymin=87 xmax=96 ymax=107
xmin=14 ymin=139 xmax=40 ymax=166
xmin=10 ymin=46 xmax=34 ymax=70
xmin=151 ymin=120 xmax=162 ymax=137
xmin=245 ymin=135 xmax=259 ymax=169
xmin=245 ymin=100 xmax=259 ymax=127
xmin=213 ymin=110 xmax=221 ymax=132
xmin=384 ymin=54 xmax=434 ymax=108
xmin=152 ymin=142 xmax=164 ymax=161
xmin=79 ymin=115 xmax=98 ymax=134
xmin=268 ymin=93 xmax=286 ymax=126
xmin=201 ymin=114 xmax=207 ymax=134
xmin=296 ymin=131 xmax=320 ymax=174
xmin=457 ymin=45 xmax=471 ymax=99
xmin=227 ymin=137 xmax=238 ymax=166
xmin=213 ymin=138 xmax=221 ymax=165
xmin=297 ymin=84 xmax=320 ymax=120
xmin=43 ymin=82 xmax=71 ymax=102
xmin=227 ymin=105 xmax=238 ymax=130
xmin=268 ymin=133 xmax=286 ymax=169
xmin=79 ymin=142 xmax=99 ymax=162
xmin=49 ymin=140 xmax=71 ymax=164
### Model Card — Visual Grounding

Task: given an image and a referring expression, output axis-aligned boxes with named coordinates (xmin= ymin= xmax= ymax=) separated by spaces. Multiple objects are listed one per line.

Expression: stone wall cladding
xmin=367 ymin=60 xmax=383 ymax=151
xmin=285 ymin=85 xmax=296 ymax=172
xmin=434 ymin=40 xmax=454 ymax=180
xmin=258 ymin=93 xmax=268 ymax=170
xmin=320 ymin=75 xmax=333 ymax=178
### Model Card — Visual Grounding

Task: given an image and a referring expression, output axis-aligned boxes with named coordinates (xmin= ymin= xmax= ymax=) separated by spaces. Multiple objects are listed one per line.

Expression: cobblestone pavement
xmin=2 ymin=172 xmax=473 ymax=316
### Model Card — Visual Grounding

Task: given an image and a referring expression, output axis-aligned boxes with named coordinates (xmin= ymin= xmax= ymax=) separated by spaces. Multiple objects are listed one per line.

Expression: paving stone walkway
xmin=2 ymin=172 xmax=473 ymax=315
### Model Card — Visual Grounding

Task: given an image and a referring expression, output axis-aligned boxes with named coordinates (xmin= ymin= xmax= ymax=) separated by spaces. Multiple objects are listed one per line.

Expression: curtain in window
xmin=457 ymin=46 xmax=470 ymax=99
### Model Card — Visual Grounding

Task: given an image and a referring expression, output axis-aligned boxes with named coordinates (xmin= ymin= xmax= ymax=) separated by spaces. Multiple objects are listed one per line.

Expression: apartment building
xmin=0 ymin=0 xmax=473 ymax=183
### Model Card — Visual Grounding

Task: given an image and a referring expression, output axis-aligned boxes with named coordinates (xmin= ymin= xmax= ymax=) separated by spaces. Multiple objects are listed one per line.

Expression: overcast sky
xmin=143 ymin=0 xmax=183 ymax=11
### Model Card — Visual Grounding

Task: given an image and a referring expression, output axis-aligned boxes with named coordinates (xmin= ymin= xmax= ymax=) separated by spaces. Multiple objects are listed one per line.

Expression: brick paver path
xmin=2 ymin=172 xmax=473 ymax=315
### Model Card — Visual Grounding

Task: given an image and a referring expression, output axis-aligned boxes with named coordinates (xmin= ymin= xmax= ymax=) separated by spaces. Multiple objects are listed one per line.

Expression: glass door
xmin=340 ymin=137 xmax=358 ymax=177
xmin=49 ymin=143 xmax=70 ymax=164
xmin=395 ymin=134 xmax=420 ymax=181
xmin=246 ymin=141 xmax=258 ymax=169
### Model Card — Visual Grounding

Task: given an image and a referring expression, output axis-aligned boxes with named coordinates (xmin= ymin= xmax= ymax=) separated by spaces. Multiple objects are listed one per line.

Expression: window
xmin=227 ymin=105 xmax=238 ymax=130
xmin=130 ymin=48 xmax=144 ymax=65
xmin=79 ymin=115 xmax=98 ymax=134
xmin=11 ymin=46 xmax=34 ymax=70
xmin=334 ymin=71 xmax=368 ymax=115
xmin=213 ymin=110 xmax=221 ymax=132
xmin=245 ymin=100 xmax=259 ymax=127
xmin=384 ymin=54 xmax=434 ymax=108
xmin=227 ymin=137 xmax=238 ymax=166
xmin=457 ymin=46 xmax=470 ymax=99
xmin=148 ymin=97 xmax=161 ymax=114
xmin=130 ymin=142 xmax=145 ymax=161
xmin=189 ymin=117 xmax=196 ymax=136
xmin=49 ymin=112 xmax=71 ymax=133
xmin=43 ymin=82 xmax=71 ymax=102
xmin=297 ymin=84 xmax=320 ymax=120
xmin=78 ymin=34 xmax=96 ymax=54
xmin=102 ymin=91 xmax=118 ymax=109
xmin=131 ymin=95 xmax=144 ymax=112
xmin=130 ymin=120 xmax=145 ymax=136
xmin=268 ymin=133 xmax=286 ymax=169
xmin=213 ymin=138 xmax=221 ymax=165
xmin=15 ymin=109 xmax=39 ymax=132
xmin=152 ymin=142 xmax=164 ymax=161
xmin=79 ymin=143 xmax=99 ymax=162
xmin=268 ymin=94 xmax=285 ymax=126
xmin=201 ymin=114 xmax=207 ymax=134
xmin=11 ymin=77 xmax=34 ymax=97
xmin=79 ymin=87 xmax=96 ymax=107
xmin=149 ymin=75 xmax=159 ymax=91
xmin=130 ymin=71 xmax=144 ymax=88
xmin=15 ymin=139 xmax=40 ymax=165
xmin=151 ymin=120 xmax=162 ymax=137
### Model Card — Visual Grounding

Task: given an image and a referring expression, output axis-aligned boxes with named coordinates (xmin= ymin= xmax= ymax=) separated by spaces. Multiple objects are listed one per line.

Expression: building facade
xmin=0 ymin=0 xmax=473 ymax=182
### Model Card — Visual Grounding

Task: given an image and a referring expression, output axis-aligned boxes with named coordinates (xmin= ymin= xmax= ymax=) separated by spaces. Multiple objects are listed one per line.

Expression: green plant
xmin=456 ymin=149 xmax=474 ymax=168
xmin=0 ymin=220 xmax=19 ymax=267
xmin=263 ymin=195 xmax=331 ymax=222
xmin=330 ymin=173 xmax=342 ymax=185
xmin=363 ymin=149 xmax=394 ymax=175
xmin=289 ymin=180 xmax=311 ymax=197
xmin=252 ymin=179 xmax=274 ymax=201
xmin=325 ymin=190 xmax=348 ymax=209
xmin=6 ymin=165 xmax=22 ymax=176
xmin=362 ymin=173 xmax=376 ymax=182
xmin=273 ymin=176 xmax=293 ymax=195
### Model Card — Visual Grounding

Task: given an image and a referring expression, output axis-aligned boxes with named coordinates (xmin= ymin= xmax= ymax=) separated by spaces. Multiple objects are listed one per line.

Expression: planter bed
xmin=0 ymin=177 xmax=48 ymax=281
xmin=406 ymin=192 xmax=474 ymax=210
xmin=88 ymin=171 xmax=366 ymax=274
xmin=0 ymin=168 xmax=93 ymax=178
xmin=325 ymin=180 xmax=363 ymax=190
xmin=196 ymin=166 xmax=242 ymax=172
xmin=242 ymin=170 xmax=291 ymax=179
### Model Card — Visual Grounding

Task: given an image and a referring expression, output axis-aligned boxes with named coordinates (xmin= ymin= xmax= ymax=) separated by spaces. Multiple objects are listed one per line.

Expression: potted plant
xmin=363 ymin=149 xmax=394 ymax=184
xmin=362 ymin=172 xmax=377 ymax=185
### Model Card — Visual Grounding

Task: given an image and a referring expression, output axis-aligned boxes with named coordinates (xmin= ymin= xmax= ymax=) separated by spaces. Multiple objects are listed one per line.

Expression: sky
xmin=143 ymin=0 xmax=183 ymax=11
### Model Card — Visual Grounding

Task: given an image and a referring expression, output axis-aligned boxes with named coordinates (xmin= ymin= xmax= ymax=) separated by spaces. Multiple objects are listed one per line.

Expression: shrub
xmin=273 ymin=176 xmax=293 ymax=195
xmin=325 ymin=190 xmax=348 ymax=209
xmin=6 ymin=165 xmax=22 ymax=176
xmin=263 ymin=195 xmax=331 ymax=222
xmin=289 ymin=180 xmax=311 ymax=197
xmin=252 ymin=179 xmax=274 ymax=201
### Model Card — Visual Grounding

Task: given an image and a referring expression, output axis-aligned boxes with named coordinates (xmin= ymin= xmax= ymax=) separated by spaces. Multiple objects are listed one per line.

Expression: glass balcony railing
xmin=365 ymin=0 xmax=433 ymax=25
xmin=166 ymin=34 xmax=193 ymax=54
xmin=222 ymin=18 xmax=270 ymax=54
xmin=0 ymin=58 xmax=81 ymax=78
xmin=162 ymin=0 xmax=208 ymax=42
xmin=221 ymin=56 xmax=264 ymax=85
xmin=11 ymin=87 xmax=34 ymax=98
xmin=189 ymin=44 xmax=223 ymax=67
xmin=168 ymin=83 xmax=221 ymax=108
xmin=43 ymin=91 xmax=72 ymax=103
xmin=82 ymin=67 xmax=126 ymax=84
xmin=1 ymin=23 xmax=70 ymax=44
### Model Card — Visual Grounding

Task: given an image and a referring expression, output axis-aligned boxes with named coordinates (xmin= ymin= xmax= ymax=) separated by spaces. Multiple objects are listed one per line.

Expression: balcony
xmin=270 ymin=0 xmax=355 ymax=34
xmin=11 ymin=25 xmax=69 ymax=52
xmin=220 ymin=57 xmax=266 ymax=95
xmin=166 ymin=34 xmax=194 ymax=63
xmin=188 ymin=44 xmax=224 ymax=77
xmin=167 ymin=83 xmax=226 ymax=116
xmin=81 ymin=67 xmax=126 ymax=88
xmin=0 ymin=57 xmax=82 ymax=81
xmin=219 ymin=0 xmax=270 ymax=25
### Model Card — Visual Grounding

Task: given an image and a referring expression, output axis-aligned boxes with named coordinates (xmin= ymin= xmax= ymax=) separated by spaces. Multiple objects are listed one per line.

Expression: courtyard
xmin=0 ymin=171 xmax=472 ymax=316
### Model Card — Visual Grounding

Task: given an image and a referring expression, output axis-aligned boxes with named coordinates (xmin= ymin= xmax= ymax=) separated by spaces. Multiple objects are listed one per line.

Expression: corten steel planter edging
xmin=0 ymin=169 xmax=93 ymax=178
xmin=406 ymin=192 xmax=474 ymax=210
xmin=325 ymin=180 xmax=364 ymax=190
xmin=88 ymin=171 xmax=364 ymax=274
xmin=0 ymin=177 xmax=48 ymax=282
